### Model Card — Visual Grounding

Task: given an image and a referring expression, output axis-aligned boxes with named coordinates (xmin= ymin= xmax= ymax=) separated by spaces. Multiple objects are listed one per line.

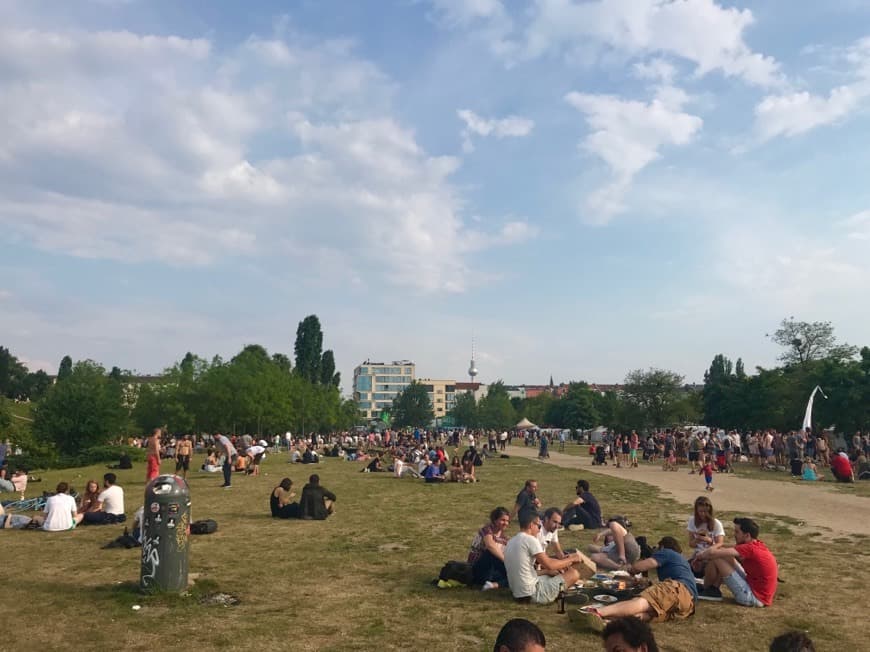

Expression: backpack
xmin=438 ymin=560 xmax=474 ymax=586
xmin=190 ymin=519 xmax=218 ymax=535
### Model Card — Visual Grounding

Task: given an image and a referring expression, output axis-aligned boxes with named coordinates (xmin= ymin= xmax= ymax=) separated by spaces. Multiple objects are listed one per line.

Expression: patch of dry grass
xmin=1 ymin=450 xmax=868 ymax=651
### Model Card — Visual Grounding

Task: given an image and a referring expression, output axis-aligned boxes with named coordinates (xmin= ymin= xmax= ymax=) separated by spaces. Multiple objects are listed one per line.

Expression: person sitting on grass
xmin=43 ymin=482 xmax=83 ymax=531
xmin=299 ymin=474 xmax=336 ymax=520
xmin=687 ymin=496 xmax=725 ymax=577
xmin=82 ymin=473 xmax=125 ymax=525
xmin=511 ymin=479 xmax=541 ymax=519
xmin=423 ymin=459 xmax=446 ymax=483
xmin=830 ymin=450 xmax=854 ymax=483
xmin=856 ymin=455 xmax=870 ymax=480
xmin=563 ymin=479 xmax=604 ymax=531
xmin=270 ymin=478 xmax=301 ymax=519
xmin=600 ymin=617 xmax=659 ymax=652
xmin=447 ymin=455 xmax=464 ymax=482
xmin=201 ymin=449 xmax=220 ymax=472
xmin=468 ymin=507 xmax=511 ymax=591
xmin=695 ymin=517 xmax=778 ymax=607
xmin=503 ymin=509 xmax=590 ymax=605
xmin=393 ymin=454 xmax=420 ymax=479
xmin=801 ymin=457 xmax=823 ymax=481
xmin=362 ymin=453 xmax=385 ymax=473
xmin=570 ymin=536 xmax=697 ymax=632
xmin=493 ymin=618 xmax=546 ymax=652
xmin=77 ymin=479 xmax=103 ymax=516
xmin=537 ymin=508 xmax=568 ymax=559
xmin=588 ymin=517 xmax=640 ymax=570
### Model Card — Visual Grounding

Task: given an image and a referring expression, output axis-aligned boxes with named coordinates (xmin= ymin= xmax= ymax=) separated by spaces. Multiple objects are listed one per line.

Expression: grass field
xmin=1 ymin=446 xmax=867 ymax=651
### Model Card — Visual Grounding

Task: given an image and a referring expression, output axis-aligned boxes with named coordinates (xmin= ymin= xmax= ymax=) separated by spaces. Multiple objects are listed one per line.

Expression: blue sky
xmin=2 ymin=0 xmax=870 ymax=390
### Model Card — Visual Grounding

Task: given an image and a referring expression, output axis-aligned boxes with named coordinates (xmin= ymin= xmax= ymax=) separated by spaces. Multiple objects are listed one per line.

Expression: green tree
xmin=768 ymin=317 xmax=858 ymax=365
xmin=272 ymin=353 xmax=292 ymax=373
xmin=552 ymin=382 xmax=599 ymax=430
xmin=33 ymin=360 xmax=129 ymax=456
xmin=622 ymin=368 xmax=684 ymax=429
xmin=524 ymin=392 xmax=555 ymax=426
xmin=294 ymin=315 xmax=323 ymax=384
xmin=478 ymin=380 xmax=517 ymax=430
xmin=320 ymin=350 xmax=340 ymax=387
xmin=450 ymin=391 xmax=479 ymax=428
xmin=390 ymin=381 xmax=434 ymax=428
xmin=0 ymin=347 xmax=28 ymax=398
xmin=57 ymin=355 xmax=73 ymax=382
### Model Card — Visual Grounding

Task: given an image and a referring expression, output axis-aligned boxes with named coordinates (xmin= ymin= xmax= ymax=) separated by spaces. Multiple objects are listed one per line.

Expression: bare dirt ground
xmin=510 ymin=446 xmax=870 ymax=538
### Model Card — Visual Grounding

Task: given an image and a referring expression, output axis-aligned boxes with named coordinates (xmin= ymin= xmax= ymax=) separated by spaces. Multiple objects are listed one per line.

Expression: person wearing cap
xmin=174 ymin=434 xmax=193 ymax=479
xmin=245 ymin=441 xmax=268 ymax=476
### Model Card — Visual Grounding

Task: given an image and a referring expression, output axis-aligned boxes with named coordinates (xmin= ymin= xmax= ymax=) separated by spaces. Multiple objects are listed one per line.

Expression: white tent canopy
xmin=515 ymin=418 xmax=537 ymax=430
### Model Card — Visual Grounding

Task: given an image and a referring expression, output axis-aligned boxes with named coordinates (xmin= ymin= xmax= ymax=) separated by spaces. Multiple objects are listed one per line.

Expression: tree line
xmin=1 ymin=315 xmax=357 ymax=467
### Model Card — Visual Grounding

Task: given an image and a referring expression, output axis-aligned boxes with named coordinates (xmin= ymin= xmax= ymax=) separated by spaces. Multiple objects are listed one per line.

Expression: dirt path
xmin=508 ymin=446 xmax=870 ymax=538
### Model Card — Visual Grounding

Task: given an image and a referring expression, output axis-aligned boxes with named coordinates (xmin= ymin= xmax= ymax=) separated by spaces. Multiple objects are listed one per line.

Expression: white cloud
xmin=565 ymin=86 xmax=702 ymax=221
xmin=842 ymin=209 xmax=870 ymax=240
xmin=431 ymin=0 xmax=781 ymax=87
xmin=753 ymin=36 xmax=870 ymax=141
xmin=457 ymin=109 xmax=534 ymax=152
xmin=0 ymin=24 xmax=536 ymax=293
xmin=754 ymin=84 xmax=870 ymax=141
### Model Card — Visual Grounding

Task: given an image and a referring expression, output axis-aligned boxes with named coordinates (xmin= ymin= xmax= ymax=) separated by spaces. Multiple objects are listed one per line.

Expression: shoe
xmin=482 ymin=581 xmax=497 ymax=591
xmin=568 ymin=607 xmax=605 ymax=632
xmin=698 ymin=586 xmax=723 ymax=601
xmin=222 ymin=485 xmax=232 ymax=489
xmin=567 ymin=524 xmax=585 ymax=532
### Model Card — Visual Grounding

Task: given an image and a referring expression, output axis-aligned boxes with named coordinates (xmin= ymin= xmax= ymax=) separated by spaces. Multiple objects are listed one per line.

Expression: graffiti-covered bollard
xmin=140 ymin=474 xmax=191 ymax=593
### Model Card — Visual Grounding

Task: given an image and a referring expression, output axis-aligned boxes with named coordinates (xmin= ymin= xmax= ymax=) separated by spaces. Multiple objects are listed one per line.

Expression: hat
xmin=258 ymin=440 xmax=268 ymax=447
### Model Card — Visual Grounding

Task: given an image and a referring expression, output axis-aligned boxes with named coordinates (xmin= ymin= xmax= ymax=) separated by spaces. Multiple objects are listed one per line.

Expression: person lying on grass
xmin=570 ymin=536 xmax=697 ymax=633
xmin=695 ymin=517 xmax=778 ymax=607
xmin=503 ymin=509 xmax=590 ymax=605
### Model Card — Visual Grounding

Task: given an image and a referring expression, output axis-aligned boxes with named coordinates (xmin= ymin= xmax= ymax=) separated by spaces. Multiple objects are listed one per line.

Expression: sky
xmin=2 ymin=0 xmax=870 ymax=392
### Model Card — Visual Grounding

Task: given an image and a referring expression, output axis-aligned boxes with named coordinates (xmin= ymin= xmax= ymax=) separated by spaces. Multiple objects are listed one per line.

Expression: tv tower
xmin=468 ymin=336 xmax=479 ymax=382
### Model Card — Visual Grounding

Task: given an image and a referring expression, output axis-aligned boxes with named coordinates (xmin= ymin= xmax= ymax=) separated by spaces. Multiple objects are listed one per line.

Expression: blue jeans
xmin=222 ymin=460 xmax=232 ymax=486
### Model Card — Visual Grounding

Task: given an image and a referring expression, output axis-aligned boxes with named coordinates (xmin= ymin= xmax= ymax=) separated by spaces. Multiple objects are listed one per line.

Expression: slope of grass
xmin=1 ymin=449 xmax=866 ymax=651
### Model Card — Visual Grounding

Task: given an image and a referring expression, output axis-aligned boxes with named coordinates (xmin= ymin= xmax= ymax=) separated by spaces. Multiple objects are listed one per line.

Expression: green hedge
xmin=7 ymin=445 xmax=149 ymax=471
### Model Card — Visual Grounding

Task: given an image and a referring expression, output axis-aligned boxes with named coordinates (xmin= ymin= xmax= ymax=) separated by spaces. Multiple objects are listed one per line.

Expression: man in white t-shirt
xmin=504 ymin=510 xmax=587 ymax=604
xmin=43 ymin=482 xmax=82 ymax=531
xmin=537 ymin=507 xmax=567 ymax=559
xmin=83 ymin=473 xmax=126 ymax=525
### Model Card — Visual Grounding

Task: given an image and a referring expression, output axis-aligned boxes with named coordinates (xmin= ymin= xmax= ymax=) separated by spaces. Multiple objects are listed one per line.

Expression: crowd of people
xmin=589 ymin=427 xmax=870 ymax=482
xmin=462 ymin=473 xmax=781 ymax=640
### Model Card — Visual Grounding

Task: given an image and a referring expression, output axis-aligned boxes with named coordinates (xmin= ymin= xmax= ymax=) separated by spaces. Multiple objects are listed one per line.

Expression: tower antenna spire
xmin=468 ymin=334 xmax=478 ymax=382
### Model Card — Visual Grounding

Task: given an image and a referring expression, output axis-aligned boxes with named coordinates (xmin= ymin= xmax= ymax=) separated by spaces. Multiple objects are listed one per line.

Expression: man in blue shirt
xmin=570 ymin=536 xmax=697 ymax=632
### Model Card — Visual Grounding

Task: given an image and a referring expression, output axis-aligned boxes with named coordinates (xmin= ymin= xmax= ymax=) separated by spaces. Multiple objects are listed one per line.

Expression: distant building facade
xmin=418 ymin=378 xmax=456 ymax=419
xmin=353 ymin=360 xmax=415 ymax=420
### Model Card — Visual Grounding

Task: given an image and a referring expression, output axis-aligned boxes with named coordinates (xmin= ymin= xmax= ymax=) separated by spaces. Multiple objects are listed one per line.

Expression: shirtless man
xmin=146 ymin=428 xmax=162 ymax=482
xmin=174 ymin=434 xmax=193 ymax=479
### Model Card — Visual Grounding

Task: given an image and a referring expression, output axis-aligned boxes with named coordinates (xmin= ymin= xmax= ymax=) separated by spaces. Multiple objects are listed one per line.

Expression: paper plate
xmin=593 ymin=594 xmax=618 ymax=603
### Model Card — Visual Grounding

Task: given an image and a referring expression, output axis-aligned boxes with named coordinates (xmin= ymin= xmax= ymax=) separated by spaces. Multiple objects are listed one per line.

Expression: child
xmin=699 ymin=456 xmax=715 ymax=491
xmin=662 ymin=448 xmax=677 ymax=471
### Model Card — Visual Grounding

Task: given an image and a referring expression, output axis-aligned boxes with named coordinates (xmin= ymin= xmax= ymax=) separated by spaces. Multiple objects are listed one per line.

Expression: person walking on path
xmin=699 ymin=457 xmax=715 ymax=492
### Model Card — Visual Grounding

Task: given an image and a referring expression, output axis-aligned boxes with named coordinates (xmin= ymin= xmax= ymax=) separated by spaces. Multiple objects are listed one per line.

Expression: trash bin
xmin=140 ymin=474 xmax=191 ymax=593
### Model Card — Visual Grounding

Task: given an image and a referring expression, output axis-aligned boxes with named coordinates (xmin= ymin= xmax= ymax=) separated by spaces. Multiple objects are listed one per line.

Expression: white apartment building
xmin=353 ymin=360 xmax=415 ymax=420
xmin=418 ymin=378 xmax=457 ymax=419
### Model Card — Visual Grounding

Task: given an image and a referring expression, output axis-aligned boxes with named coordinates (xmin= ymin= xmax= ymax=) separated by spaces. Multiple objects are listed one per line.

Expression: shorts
xmin=641 ymin=580 xmax=696 ymax=622
xmin=607 ymin=537 xmax=641 ymax=564
xmin=532 ymin=574 xmax=565 ymax=604
xmin=176 ymin=455 xmax=190 ymax=471
xmin=621 ymin=443 xmax=630 ymax=454
xmin=763 ymin=448 xmax=774 ymax=458
xmin=629 ymin=448 xmax=638 ymax=460
xmin=688 ymin=451 xmax=700 ymax=462
xmin=724 ymin=571 xmax=765 ymax=607
xmin=146 ymin=454 xmax=161 ymax=481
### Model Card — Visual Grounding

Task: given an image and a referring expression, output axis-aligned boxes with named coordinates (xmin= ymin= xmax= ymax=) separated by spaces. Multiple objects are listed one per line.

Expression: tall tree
xmin=57 ymin=355 xmax=73 ymax=382
xmin=391 ymin=381 xmax=434 ymax=428
xmin=623 ymin=368 xmax=685 ymax=429
xmin=768 ymin=317 xmax=858 ymax=365
xmin=552 ymin=382 xmax=599 ymax=430
xmin=478 ymin=380 xmax=517 ymax=431
xmin=34 ymin=360 xmax=129 ymax=456
xmin=294 ymin=315 xmax=323 ymax=384
xmin=320 ymin=350 xmax=340 ymax=387
xmin=0 ymin=347 xmax=28 ymax=398
xmin=450 ymin=391 xmax=479 ymax=428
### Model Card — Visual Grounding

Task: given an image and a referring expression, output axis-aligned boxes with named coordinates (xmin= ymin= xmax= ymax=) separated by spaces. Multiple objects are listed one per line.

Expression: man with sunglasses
xmin=504 ymin=510 xmax=590 ymax=605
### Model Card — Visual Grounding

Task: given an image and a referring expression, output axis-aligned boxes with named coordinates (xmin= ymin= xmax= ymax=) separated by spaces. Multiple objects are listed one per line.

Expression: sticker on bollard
xmin=140 ymin=474 xmax=191 ymax=593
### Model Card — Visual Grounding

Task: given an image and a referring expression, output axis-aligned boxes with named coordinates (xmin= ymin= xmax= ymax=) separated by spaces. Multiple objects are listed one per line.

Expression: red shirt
xmin=831 ymin=454 xmax=852 ymax=478
xmin=735 ymin=540 xmax=778 ymax=605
